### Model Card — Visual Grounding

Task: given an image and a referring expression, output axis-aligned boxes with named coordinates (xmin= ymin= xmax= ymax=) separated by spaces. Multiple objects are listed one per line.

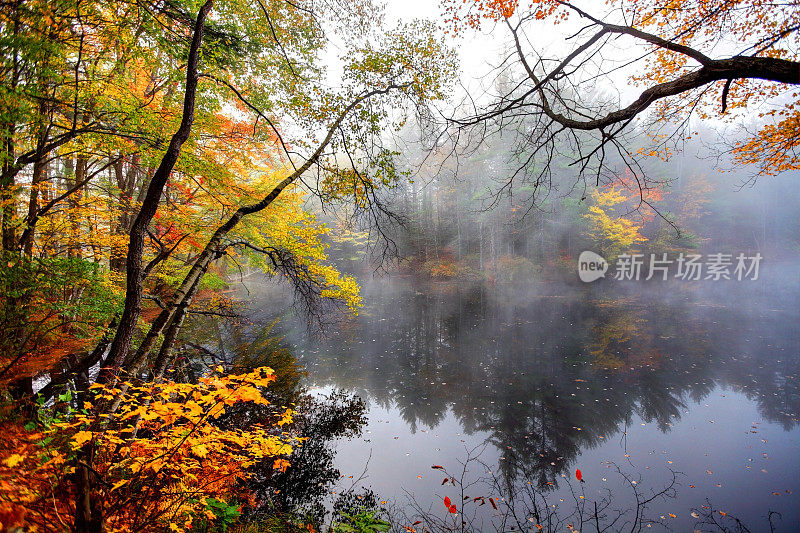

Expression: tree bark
xmin=103 ymin=0 xmax=215 ymax=377
xmin=120 ymin=84 xmax=399 ymax=377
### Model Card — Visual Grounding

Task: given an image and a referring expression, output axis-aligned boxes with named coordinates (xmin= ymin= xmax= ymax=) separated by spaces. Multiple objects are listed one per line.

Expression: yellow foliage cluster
xmin=237 ymin=175 xmax=363 ymax=312
xmin=0 ymin=367 xmax=296 ymax=532
xmin=584 ymin=187 xmax=647 ymax=259
xmin=733 ymin=109 xmax=800 ymax=174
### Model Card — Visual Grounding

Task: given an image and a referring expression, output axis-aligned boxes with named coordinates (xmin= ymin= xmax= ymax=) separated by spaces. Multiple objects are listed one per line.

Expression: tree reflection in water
xmin=283 ymin=279 xmax=797 ymax=492
xmin=178 ymin=275 xmax=798 ymax=529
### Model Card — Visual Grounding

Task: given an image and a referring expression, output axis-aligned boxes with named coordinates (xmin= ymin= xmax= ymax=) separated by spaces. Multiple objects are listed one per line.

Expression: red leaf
xmin=448 ymin=505 xmax=457 ymax=514
xmin=431 ymin=465 xmax=444 ymax=470
xmin=441 ymin=478 xmax=449 ymax=485
xmin=412 ymin=521 xmax=422 ymax=526
xmin=443 ymin=496 xmax=452 ymax=508
xmin=575 ymin=468 xmax=583 ymax=482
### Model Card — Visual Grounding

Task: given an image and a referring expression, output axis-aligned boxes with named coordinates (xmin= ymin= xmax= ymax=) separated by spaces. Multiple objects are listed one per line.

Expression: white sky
xmin=380 ymin=0 xmax=633 ymax=109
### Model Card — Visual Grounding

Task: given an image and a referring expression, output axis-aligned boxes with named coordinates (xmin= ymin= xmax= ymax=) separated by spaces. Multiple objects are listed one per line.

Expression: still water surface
xmin=253 ymin=264 xmax=799 ymax=531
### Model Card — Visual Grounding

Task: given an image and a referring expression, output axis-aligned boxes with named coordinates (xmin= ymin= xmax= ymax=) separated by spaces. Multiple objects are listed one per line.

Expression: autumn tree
xmin=584 ymin=186 xmax=647 ymax=260
xmin=439 ymin=0 xmax=800 ymax=197
xmin=0 ymin=0 xmax=454 ymax=385
xmin=100 ymin=5 xmax=456 ymax=384
xmin=0 ymin=0 xmax=455 ymax=530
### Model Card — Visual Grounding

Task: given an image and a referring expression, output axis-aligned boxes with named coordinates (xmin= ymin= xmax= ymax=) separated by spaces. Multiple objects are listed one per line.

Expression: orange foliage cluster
xmin=0 ymin=367 xmax=295 ymax=532
xmin=442 ymin=0 xmax=798 ymax=175
xmin=605 ymin=169 xmax=666 ymax=223
xmin=733 ymin=109 xmax=800 ymax=174
xmin=441 ymin=0 xmax=564 ymax=34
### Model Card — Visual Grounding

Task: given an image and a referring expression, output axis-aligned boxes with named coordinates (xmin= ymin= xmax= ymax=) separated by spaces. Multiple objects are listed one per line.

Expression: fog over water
xmin=189 ymin=131 xmax=800 ymax=530
xmin=204 ymin=250 xmax=799 ymax=530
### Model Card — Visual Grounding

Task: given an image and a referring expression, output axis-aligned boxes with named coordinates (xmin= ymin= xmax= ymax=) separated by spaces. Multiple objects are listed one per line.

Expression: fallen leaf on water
xmin=691 ymin=512 xmax=700 ymax=518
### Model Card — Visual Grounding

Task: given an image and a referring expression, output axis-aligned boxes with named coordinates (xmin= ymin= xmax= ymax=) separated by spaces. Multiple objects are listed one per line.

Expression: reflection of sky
xmin=279 ymin=271 xmax=799 ymax=531
xmin=231 ymin=260 xmax=799 ymax=530
xmin=333 ymin=388 xmax=799 ymax=532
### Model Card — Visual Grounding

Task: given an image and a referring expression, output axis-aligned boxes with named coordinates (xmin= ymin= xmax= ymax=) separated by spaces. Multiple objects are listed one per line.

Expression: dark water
xmin=239 ymin=262 xmax=800 ymax=531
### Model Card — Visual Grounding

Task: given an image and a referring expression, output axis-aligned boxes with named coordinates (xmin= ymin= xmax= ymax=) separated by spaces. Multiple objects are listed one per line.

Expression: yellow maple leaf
xmin=194 ymin=444 xmax=209 ymax=458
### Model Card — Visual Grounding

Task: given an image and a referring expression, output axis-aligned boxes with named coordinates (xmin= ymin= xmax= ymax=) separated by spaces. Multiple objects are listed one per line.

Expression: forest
xmin=0 ymin=0 xmax=798 ymax=532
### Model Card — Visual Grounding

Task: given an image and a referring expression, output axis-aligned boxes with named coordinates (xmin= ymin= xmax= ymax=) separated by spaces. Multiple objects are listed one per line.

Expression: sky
xmin=380 ymin=0 xmax=639 ymax=110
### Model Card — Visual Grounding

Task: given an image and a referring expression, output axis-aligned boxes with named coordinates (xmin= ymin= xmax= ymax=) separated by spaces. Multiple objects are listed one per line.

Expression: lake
xmin=234 ymin=260 xmax=799 ymax=531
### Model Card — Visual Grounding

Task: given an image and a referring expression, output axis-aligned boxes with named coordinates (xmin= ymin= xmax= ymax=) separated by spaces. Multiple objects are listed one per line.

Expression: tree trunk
xmin=21 ymin=156 xmax=46 ymax=256
xmin=103 ymin=0 xmax=215 ymax=377
xmin=0 ymin=4 xmax=19 ymax=251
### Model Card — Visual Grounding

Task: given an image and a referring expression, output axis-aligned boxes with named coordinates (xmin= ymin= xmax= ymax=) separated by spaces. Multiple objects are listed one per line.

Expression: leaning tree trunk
xmin=74 ymin=4 xmax=215 ymax=532
xmin=118 ymin=84 xmax=391 ymax=378
xmin=102 ymin=0 xmax=215 ymax=379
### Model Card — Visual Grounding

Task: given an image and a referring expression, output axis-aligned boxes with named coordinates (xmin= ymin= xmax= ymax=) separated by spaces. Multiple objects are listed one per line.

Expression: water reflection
xmin=280 ymin=276 xmax=798 ymax=490
xmin=184 ymin=270 xmax=799 ymax=529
